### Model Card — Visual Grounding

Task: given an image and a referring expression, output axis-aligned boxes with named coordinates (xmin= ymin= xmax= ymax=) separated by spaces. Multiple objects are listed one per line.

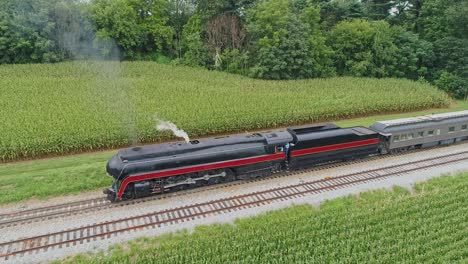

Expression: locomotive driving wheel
xmin=221 ymin=169 xmax=235 ymax=183
xmin=122 ymin=184 xmax=136 ymax=200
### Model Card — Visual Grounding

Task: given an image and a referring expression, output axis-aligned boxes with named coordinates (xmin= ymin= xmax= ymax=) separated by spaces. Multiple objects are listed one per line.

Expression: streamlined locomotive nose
xmin=106 ymin=154 xmax=124 ymax=179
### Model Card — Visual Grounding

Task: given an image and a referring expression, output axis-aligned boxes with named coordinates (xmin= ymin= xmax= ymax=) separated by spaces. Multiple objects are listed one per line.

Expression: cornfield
xmin=63 ymin=173 xmax=468 ymax=263
xmin=0 ymin=61 xmax=450 ymax=161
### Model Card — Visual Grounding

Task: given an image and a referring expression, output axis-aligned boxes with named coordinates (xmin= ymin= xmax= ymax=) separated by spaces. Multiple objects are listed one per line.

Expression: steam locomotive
xmin=105 ymin=110 xmax=468 ymax=201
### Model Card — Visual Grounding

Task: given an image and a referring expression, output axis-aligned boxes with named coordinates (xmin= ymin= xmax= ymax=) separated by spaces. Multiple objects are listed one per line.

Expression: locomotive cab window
xmin=275 ymin=146 xmax=284 ymax=152
xmin=462 ymin=125 xmax=467 ymax=131
xmin=448 ymin=126 xmax=455 ymax=133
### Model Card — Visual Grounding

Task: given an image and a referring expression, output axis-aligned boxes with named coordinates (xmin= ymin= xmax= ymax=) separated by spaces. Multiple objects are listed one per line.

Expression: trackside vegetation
xmin=0 ymin=151 xmax=113 ymax=204
xmin=59 ymin=173 xmax=468 ymax=263
xmin=0 ymin=61 xmax=450 ymax=161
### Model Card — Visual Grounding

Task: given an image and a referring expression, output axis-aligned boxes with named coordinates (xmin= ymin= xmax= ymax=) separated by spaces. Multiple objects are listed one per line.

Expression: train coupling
xmin=103 ymin=187 xmax=113 ymax=195
xmin=103 ymin=187 xmax=117 ymax=202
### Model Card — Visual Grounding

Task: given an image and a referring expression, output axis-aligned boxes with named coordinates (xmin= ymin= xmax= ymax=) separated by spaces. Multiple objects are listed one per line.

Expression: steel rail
xmin=0 ymin=143 xmax=465 ymax=228
xmin=1 ymin=150 xmax=467 ymax=260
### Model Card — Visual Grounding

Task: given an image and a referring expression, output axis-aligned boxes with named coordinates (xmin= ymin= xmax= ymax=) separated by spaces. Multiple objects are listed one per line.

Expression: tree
xmin=299 ymin=4 xmax=335 ymax=77
xmin=206 ymin=13 xmax=247 ymax=68
xmin=432 ymin=37 xmax=468 ymax=80
xmin=89 ymin=0 xmax=173 ymax=59
xmin=195 ymin=0 xmax=256 ymax=21
xmin=328 ymin=19 xmax=401 ymax=78
xmin=391 ymin=27 xmax=434 ymax=80
xmin=362 ymin=0 xmax=393 ymax=20
xmin=417 ymin=0 xmax=468 ymax=41
xmin=435 ymin=72 xmax=468 ymax=100
xmin=53 ymin=1 xmax=98 ymax=59
xmin=385 ymin=0 xmax=420 ymax=30
xmin=0 ymin=0 xmax=89 ymax=64
xmin=316 ymin=0 xmax=364 ymax=30
xmin=371 ymin=21 xmax=399 ymax=77
xmin=181 ymin=14 xmax=211 ymax=66
xmin=167 ymin=0 xmax=195 ymax=58
xmin=328 ymin=19 xmax=375 ymax=76
xmin=247 ymin=0 xmax=319 ymax=79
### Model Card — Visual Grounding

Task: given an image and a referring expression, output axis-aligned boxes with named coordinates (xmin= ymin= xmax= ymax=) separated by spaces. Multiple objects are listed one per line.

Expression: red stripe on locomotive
xmin=290 ymin=138 xmax=379 ymax=157
xmin=117 ymin=152 xmax=286 ymax=198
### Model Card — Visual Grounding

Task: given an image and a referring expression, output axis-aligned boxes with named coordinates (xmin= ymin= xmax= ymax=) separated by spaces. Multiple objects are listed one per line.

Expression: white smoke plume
xmin=155 ymin=119 xmax=190 ymax=143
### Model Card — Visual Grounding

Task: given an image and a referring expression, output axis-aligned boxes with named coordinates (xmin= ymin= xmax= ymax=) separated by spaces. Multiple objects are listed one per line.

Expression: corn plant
xmin=0 ymin=61 xmax=451 ymax=161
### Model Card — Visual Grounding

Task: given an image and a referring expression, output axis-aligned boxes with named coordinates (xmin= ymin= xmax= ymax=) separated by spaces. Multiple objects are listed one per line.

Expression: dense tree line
xmin=0 ymin=0 xmax=466 ymax=99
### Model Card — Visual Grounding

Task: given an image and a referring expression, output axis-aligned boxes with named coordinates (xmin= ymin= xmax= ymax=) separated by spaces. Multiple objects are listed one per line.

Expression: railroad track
xmin=1 ymin=150 xmax=468 ymax=260
xmin=0 ymin=197 xmax=110 ymax=226
xmin=0 ymin=146 xmax=436 ymax=227
xmin=0 ymin=143 xmax=466 ymax=228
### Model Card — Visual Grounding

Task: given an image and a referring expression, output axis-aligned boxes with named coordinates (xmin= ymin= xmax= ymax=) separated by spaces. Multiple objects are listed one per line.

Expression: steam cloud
xmin=155 ymin=119 xmax=190 ymax=143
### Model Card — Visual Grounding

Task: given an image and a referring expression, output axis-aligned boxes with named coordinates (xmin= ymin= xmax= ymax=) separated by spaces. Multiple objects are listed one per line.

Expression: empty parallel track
xmin=1 ymin=150 xmax=468 ymax=260
xmin=0 ymin=197 xmax=110 ymax=226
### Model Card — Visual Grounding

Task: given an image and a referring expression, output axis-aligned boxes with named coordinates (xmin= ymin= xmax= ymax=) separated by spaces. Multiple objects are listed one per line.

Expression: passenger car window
xmin=417 ymin=132 xmax=424 ymax=138
xmin=407 ymin=133 xmax=414 ymax=139
xmin=393 ymin=135 xmax=400 ymax=142
xmin=400 ymin=134 xmax=407 ymax=141
xmin=428 ymin=130 xmax=434 ymax=136
xmin=448 ymin=126 xmax=455 ymax=133
xmin=462 ymin=125 xmax=467 ymax=131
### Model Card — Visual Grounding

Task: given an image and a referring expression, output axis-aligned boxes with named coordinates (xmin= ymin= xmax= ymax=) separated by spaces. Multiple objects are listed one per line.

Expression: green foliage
xmin=219 ymin=49 xmax=250 ymax=75
xmin=362 ymin=0 xmax=393 ymax=20
xmin=433 ymin=37 xmax=468 ymax=80
xmin=181 ymin=14 xmax=211 ymax=67
xmin=247 ymin=6 xmax=313 ymax=79
xmin=247 ymin=0 xmax=333 ymax=79
xmin=60 ymin=173 xmax=468 ymax=263
xmin=0 ymin=0 xmax=87 ymax=63
xmin=167 ymin=0 xmax=195 ymax=58
xmin=329 ymin=19 xmax=377 ymax=76
xmin=370 ymin=21 xmax=399 ymax=77
xmin=0 ymin=152 xmax=113 ymax=204
xmin=428 ymin=37 xmax=468 ymax=98
xmin=0 ymin=61 xmax=449 ymax=161
xmin=300 ymin=4 xmax=336 ymax=77
xmin=391 ymin=27 xmax=434 ymax=80
xmin=317 ymin=0 xmax=364 ymax=29
xmin=435 ymin=72 xmax=468 ymax=100
xmin=329 ymin=19 xmax=434 ymax=79
xmin=418 ymin=0 xmax=468 ymax=41
xmin=89 ymin=0 xmax=173 ymax=59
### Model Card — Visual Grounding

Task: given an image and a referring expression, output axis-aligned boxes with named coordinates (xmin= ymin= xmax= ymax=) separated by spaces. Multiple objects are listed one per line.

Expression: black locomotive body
xmin=105 ymin=124 xmax=381 ymax=201
xmin=287 ymin=124 xmax=380 ymax=169
xmin=105 ymin=131 xmax=293 ymax=200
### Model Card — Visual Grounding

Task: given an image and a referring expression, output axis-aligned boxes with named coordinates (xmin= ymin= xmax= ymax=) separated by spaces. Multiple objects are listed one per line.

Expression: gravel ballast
xmin=2 ymin=143 xmax=468 ymax=263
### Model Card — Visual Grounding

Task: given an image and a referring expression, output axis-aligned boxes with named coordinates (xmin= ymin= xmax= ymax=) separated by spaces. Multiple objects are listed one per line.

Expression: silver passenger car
xmin=370 ymin=110 xmax=468 ymax=153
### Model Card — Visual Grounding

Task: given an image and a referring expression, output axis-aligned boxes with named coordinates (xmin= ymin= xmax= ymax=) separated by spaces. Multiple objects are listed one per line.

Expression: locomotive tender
xmin=105 ymin=110 xmax=468 ymax=201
